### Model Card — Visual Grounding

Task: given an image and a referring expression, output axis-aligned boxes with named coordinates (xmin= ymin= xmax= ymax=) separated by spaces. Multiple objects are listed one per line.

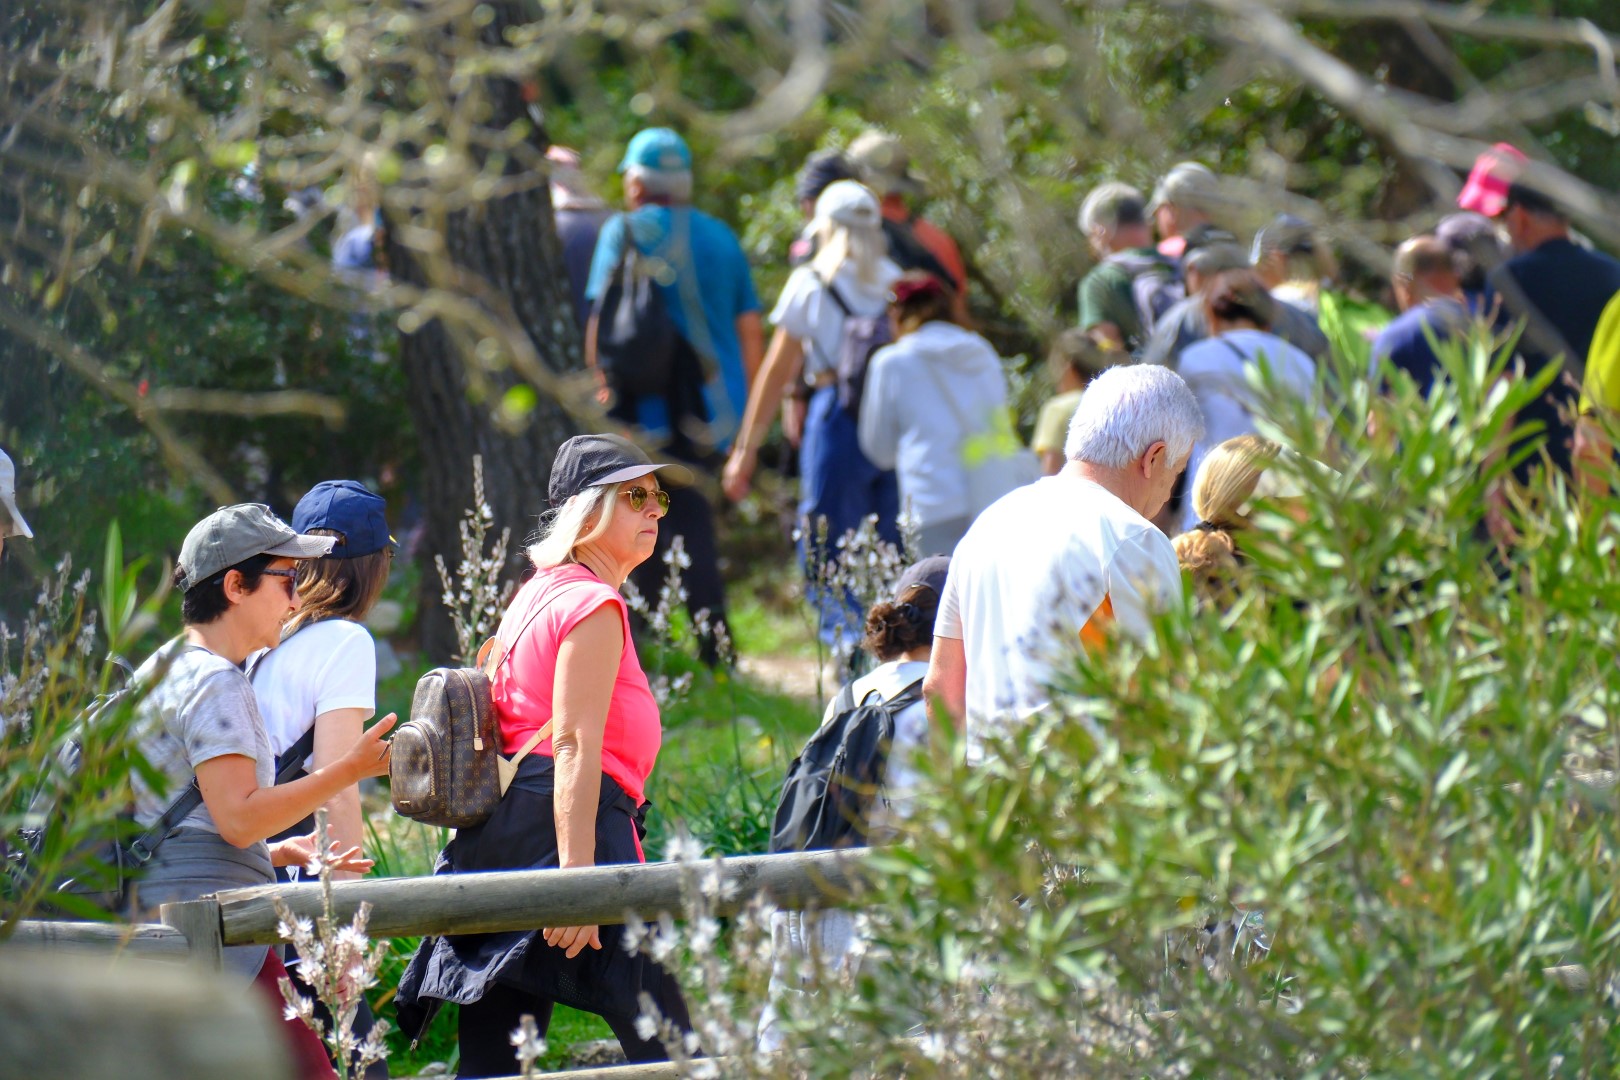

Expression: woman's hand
xmin=270 ymin=835 xmax=375 ymax=875
xmin=341 ymin=713 xmax=397 ymax=782
xmin=543 ymin=922 xmax=603 ymax=959
xmin=721 ymin=449 xmax=754 ymax=502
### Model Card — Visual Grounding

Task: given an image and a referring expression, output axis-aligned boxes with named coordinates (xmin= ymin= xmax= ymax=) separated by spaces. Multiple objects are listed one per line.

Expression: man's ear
xmin=221 ymin=569 xmax=247 ymax=604
xmin=1143 ymin=440 xmax=1169 ymax=477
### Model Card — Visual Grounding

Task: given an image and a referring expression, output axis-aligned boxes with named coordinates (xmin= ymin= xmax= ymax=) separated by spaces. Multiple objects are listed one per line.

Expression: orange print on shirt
xmin=1079 ymin=593 xmax=1114 ymax=652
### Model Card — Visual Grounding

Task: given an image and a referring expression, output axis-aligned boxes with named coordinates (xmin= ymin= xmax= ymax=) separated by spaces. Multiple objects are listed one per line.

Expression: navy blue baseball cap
xmin=291 ymin=480 xmax=394 ymax=559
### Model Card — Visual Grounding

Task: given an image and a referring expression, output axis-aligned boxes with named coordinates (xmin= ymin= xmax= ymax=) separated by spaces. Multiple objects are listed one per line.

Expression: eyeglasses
xmin=261 ymin=568 xmax=299 ymax=599
xmin=621 ymin=486 xmax=670 ymax=514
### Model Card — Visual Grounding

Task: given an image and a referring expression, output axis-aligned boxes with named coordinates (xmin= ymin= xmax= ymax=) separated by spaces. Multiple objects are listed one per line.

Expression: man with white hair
xmin=1076 ymin=181 xmax=1177 ymax=351
xmin=924 ymin=365 xmax=1202 ymax=751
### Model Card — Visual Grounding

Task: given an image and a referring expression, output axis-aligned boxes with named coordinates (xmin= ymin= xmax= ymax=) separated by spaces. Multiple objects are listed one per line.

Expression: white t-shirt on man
xmin=769 ymin=259 xmax=901 ymax=380
xmin=935 ymin=472 xmax=1183 ymax=754
xmin=250 ymin=619 xmax=377 ymax=768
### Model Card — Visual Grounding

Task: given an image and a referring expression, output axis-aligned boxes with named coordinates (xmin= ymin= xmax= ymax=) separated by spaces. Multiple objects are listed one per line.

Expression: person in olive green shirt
xmin=1076 ymin=182 xmax=1177 ymax=352
xmin=1032 ymin=328 xmax=1126 ymax=475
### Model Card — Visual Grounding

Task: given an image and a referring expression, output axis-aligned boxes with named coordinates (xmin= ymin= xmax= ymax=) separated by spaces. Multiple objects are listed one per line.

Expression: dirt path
xmin=736 ymin=653 xmax=836 ymax=704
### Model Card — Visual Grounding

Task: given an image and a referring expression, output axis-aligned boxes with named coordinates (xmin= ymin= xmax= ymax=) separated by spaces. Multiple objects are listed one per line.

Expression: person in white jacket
xmin=859 ymin=272 xmax=1029 ymax=556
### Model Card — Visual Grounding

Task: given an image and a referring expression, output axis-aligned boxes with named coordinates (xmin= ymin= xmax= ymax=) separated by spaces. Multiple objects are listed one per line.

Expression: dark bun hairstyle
xmin=1202 ymin=268 xmax=1274 ymax=331
xmin=862 ymin=581 xmax=941 ymax=661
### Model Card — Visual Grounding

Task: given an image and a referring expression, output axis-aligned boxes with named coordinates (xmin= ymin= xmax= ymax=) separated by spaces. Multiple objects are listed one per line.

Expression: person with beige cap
xmin=1149 ymin=161 xmax=1224 ymax=261
xmin=846 ymin=129 xmax=968 ymax=301
xmin=127 ymin=503 xmax=395 ymax=1076
xmin=0 ymin=448 xmax=33 ymax=560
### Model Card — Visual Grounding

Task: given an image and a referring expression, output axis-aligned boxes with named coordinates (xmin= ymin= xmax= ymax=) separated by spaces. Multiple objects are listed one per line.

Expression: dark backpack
xmin=769 ymin=678 xmax=923 ymax=854
xmin=5 ymin=651 xmax=314 ymax=915
xmin=1104 ymin=249 xmax=1182 ymax=342
xmin=590 ymin=215 xmax=680 ymax=399
xmin=882 ymin=216 xmax=954 ymax=287
xmin=821 ymin=283 xmax=895 ymax=421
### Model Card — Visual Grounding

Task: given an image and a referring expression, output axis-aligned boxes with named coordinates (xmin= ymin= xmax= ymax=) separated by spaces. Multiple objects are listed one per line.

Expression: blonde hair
xmin=1173 ymin=528 xmax=1240 ymax=608
xmin=809 ymin=216 xmax=888 ymax=288
xmin=1190 ymin=434 xmax=1280 ymax=530
xmin=526 ymin=485 xmax=617 ymax=569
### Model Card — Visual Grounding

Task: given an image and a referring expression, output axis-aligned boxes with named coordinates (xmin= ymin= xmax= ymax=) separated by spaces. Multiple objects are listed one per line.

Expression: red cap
xmin=890 ymin=274 xmax=948 ymax=306
xmin=1457 ymin=143 xmax=1527 ymax=218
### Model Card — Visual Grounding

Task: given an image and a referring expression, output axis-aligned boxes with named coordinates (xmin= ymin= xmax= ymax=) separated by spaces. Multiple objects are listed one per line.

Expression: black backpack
xmin=5 ymin=650 xmax=315 ymax=915
xmin=881 ymin=216 xmax=954 ymax=288
xmin=591 ymin=215 xmax=680 ymax=399
xmin=769 ymin=678 xmax=923 ymax=854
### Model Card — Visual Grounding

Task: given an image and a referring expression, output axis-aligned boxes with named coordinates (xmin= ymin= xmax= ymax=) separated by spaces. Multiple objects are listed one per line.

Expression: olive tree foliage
xmin=3 ymin=0 xmax=1618 ymax=591
xmin=651 ymin=339 xmax=1620 ymax=1076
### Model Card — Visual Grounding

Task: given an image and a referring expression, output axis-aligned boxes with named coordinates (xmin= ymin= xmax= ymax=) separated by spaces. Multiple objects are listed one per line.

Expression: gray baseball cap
xmin=177 ymin=503 xmax=335 ymax=591
xmin=0 ymin=449 xmax=32 ymax=540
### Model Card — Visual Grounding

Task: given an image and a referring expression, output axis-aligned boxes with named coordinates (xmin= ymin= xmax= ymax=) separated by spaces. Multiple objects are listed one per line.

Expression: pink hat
xmin=1457 ymin=143 xmax=1527 ymax=218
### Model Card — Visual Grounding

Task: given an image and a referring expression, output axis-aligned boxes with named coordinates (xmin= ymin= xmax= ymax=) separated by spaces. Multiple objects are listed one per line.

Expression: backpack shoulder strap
xmin=883 ymin=678 xmax=926 ymax=714
xmin=820 ymin=276 xmax=854 ymax=317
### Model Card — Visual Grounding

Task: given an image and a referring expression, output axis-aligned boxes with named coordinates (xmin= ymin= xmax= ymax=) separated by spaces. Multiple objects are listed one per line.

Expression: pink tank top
xmin=490 ymin=564 xmax=662 ymax=803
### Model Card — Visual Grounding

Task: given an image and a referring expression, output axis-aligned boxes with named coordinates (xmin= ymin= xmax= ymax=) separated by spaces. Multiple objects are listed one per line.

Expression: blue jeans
xmin=798 ymin=387 xmax=900 ymax=648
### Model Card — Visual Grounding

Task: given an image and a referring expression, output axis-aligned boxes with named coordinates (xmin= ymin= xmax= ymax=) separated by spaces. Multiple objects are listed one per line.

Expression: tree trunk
xmin=388 ymin=4 xmax=582 ymax=663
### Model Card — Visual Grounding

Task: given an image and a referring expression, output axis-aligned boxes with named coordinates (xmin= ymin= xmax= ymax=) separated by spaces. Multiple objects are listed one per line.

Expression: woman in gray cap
xmin=128 ymin=503 xmax=396 ymax=1077
xmin=396 ymin=434 xmax=695 ymax=1074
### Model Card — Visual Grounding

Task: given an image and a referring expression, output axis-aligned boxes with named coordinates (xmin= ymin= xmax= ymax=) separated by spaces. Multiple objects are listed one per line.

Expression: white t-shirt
xmin=1178 ymin=329 xmax=1320 ymax=531
xmin=250 ymin=619 xmax=378 ymax=767
xmin=935 ymin=472 xmax=1183 ymax=753
xmin=769 ymin=260 xmax=901 ymax=379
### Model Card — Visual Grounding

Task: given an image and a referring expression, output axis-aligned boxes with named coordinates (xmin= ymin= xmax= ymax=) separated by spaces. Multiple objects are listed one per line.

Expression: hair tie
xmin=1194 ymin=519 xmax=1223 ymax=532
xmin=895 ymin=602 xmax=922 ymax=623
xmin=890 ymin=275 xmax=947 ymax=306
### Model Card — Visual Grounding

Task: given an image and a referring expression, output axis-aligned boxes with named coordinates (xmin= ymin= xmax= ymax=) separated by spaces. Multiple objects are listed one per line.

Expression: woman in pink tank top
xmin=396 ymin=434 xmax=696 ymax=1076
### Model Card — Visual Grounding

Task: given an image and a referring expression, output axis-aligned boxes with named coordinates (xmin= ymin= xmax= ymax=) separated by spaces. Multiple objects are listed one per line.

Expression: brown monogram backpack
xmin=389 ymin=593 xmax=559 ymax=829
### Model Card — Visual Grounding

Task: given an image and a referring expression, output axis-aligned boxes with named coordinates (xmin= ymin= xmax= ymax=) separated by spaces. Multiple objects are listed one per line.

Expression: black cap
xmin=548 ymin=434 xmax=693 ymax=509
xmin=894 ymin=555 xmax=950 ymax=600
xmin=795 ymin=149 xmax=856 ymax=205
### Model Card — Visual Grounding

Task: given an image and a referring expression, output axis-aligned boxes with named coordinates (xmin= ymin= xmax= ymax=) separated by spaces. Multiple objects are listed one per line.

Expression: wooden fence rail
xmin=7 ymin=849 xmax=870 ymax=967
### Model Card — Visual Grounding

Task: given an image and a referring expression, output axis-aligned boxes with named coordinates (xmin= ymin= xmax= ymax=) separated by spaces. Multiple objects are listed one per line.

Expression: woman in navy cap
xmin=250 ymin=480 xmax=396 ymax=1075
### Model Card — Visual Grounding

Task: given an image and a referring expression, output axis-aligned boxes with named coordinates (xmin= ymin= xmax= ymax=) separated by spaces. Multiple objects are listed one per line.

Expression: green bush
xmin=651 ymin=334 xmax=1620 ymax=1076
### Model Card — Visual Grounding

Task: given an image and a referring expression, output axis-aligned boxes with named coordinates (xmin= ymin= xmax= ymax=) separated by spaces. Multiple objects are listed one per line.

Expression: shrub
xmin=640 ymin=332 xmax=1620 ymax=1075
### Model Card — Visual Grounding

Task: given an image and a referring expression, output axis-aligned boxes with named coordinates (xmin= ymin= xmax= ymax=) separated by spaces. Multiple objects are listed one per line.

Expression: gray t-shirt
xmin=131 ymin=639 xmax=276 ymax=836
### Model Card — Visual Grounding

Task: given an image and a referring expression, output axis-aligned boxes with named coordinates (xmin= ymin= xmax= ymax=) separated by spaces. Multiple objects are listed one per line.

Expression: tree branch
xmin=0 ymin=299 xmax=236 ymax=505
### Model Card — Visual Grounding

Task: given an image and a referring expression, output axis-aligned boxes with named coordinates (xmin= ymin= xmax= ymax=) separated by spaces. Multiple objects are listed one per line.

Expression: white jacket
xmin=858 ymin=321 xmax=1011 ymax=526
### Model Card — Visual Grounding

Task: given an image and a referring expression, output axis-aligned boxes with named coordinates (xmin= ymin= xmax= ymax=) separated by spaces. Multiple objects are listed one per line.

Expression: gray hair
xmin=1078 ymin=181 xmax=1146 ymax=241
xmin=1064 ymin=364 xmax=1204 ymax=468
xmin=624 ymin=164 xmax=692 ymax=204
xmin=527 ymin=485 xmax=618 ymax=569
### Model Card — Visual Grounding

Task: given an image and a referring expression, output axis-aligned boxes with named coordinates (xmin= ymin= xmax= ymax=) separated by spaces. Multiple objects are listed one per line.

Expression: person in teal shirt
xmin=584 ymin=128 xmax=763 ymax=455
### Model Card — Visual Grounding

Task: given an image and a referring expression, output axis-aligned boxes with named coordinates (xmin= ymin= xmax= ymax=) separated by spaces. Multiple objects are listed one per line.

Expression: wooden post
xmin=161 ymin=896 xmax=225 ymax=971
xmin=0 ymin=949 xmax=291 ymax=1080
xmin=4 ymin=919 xmax=190 ymax=960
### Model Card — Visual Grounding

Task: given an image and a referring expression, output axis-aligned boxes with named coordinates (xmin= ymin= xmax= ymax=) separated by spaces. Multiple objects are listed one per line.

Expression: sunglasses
xmin=261 ymin=568 xmax=299 ymax=599
xmin=621 ymin=486 xmax=670 ymax=514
